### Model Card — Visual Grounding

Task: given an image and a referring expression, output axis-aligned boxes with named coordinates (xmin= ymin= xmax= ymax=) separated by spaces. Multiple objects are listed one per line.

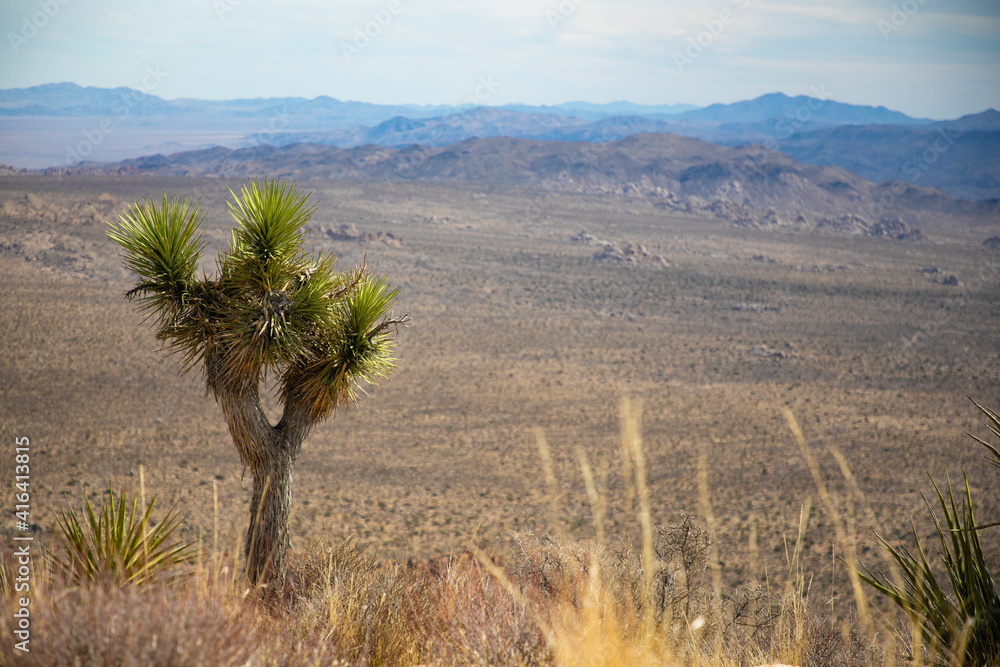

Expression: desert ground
xmin=1 ymin=173 xmax=997 ymax=606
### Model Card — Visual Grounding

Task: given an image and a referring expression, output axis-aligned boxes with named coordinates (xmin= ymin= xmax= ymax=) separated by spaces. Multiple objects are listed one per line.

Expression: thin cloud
xmin=0 ymin=0 xmax=996 ymax=117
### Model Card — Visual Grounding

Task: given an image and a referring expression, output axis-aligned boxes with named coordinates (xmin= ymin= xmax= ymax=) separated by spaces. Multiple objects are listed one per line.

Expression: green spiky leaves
xmin=858 ymin=475 xmax=1000 ymax=666
xmin=281 ymin=276 xmax=404 ymax=420
xmin=968 ymin=398 xmax=1000 ymax=470
xmin=106 ymin=177 xmax=405 ymax=423
xmin=224 ymin=178 xmax=316 ymax=291
xmin=53 ymin=487 xmax=195 ymax=586
xmin=858 ymin=402 xmax=1000 ymax=666
xmin=107 ymin=194 xmax=206 ymax=322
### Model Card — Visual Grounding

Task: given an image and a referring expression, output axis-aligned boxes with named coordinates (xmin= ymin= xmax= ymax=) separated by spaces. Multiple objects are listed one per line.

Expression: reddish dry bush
xmin=507 ymin=533 xmax=593 ymax=608
xmin=405 ymin=549 xmax=549 ymax=666
xmin=2 ymin=577 xmax=258 ymax=667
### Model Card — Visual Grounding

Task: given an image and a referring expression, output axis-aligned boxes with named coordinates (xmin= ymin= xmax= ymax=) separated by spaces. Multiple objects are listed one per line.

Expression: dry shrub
xmin=270 ymin=541 xmax=547 ymax=666
xmin=508 ymin=532 xmax=593 ymax=607
xmin=261 ymin=538 xmax=419 ymax=666
xmin=799 ymin=611 xmax=885 ymax=667
xmin=500 ymin=525 xmax=887 ymax=667
xmin=652 ymin=515 xmax=711 ymax=622
xmin=507 ymin=520 xmax=712 ymax=628
xmin=719 ymin=585 xmax=884 ymax=667
xmin=0 ymin=527 xmax=893 ymax=667
xmin=1 ymin=574 xmax=257 ymax=667
xmin=407 ymin=550 xmax=548 ymax=666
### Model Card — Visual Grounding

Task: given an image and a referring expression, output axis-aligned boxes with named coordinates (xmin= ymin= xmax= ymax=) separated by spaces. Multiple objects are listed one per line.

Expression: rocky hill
xmin=53 ymin=133 xmax=998 ymax=237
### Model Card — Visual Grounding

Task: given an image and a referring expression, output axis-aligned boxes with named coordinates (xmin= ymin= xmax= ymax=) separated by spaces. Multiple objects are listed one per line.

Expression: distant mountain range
xmin=500 ymin=100 xmax=700 ymax=119
xmin=242 ymin=104 xmax=1000 ymax=202
xmin=779 ymin=116 xmax=1000 ymax=202
xmin=0 ymin=83 xmax=699 ymax=126
xmin=2 ymin=83 xmax=999 ymax=200
xmin=0 ymin=82 xmax=455 ymax=127
xmin=0 ymin=83 xmax=929 ymax=126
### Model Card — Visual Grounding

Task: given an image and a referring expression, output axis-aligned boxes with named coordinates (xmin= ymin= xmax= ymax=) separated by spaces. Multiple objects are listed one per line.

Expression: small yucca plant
xmin=859 ymin=400 xmax=1000 ymax=666
xmin=54 ymin=487 xmax=196 ymax=586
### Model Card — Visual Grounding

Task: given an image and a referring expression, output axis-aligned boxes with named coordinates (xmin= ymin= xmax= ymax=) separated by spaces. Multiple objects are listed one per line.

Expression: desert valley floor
xmin=1 ymin=174 xmax=998 ymax=604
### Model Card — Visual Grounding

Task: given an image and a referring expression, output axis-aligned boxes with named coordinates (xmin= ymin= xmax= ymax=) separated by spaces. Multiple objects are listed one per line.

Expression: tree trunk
xmin=245 ymin=448 xmax=294 ymax=585
xmin=208 ymin=350 xmax=315 ymax=586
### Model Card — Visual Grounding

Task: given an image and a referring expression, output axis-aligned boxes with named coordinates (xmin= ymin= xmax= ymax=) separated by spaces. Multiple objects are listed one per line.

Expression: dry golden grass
xmin=0 ymin=400 xmax=925 ymax=666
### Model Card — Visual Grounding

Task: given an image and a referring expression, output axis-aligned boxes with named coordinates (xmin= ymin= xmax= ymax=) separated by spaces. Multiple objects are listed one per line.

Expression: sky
xmin=1 ymin=0 xmax=998 ymax=120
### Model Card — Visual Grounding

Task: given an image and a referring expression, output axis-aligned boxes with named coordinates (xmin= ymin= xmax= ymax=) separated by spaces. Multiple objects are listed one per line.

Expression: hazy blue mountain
xmin=0 ymin=83 xmax=694 ymax=124
xmin=927 ymin=109 xmax=1000 ymax=132
xmin=497 ymin=100 xmax=699 ymax=119
xmin=250 ymin=109 xmax=840 ymax=150
xmin=0 ymin=82 xmax=452 ymax=126
xmin=247 ymin=107 xmax=593 ymax=147
xmin=553 ymin=100 xmax=699 ymax=115
xmin=673 ymin=92 xmax=928 ymax=125
xmin=780 ymin=120 xmax=1000 ymax=200
xmin=251 ymin=96 xmax=453 ymax=125
xmin=231 ymin=103 xmax=999 ymax=199
xmin=0 ymin=82 xmax=178 ymax=116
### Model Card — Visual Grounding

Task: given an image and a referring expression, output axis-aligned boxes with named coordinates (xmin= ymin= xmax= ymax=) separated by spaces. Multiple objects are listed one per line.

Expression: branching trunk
xmin=208 ymin=350 xmax=316 ymax=586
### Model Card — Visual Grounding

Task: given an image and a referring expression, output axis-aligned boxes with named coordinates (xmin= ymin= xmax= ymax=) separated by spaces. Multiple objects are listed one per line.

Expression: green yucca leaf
xmin=278 ymin=275 xmax=402 ymax=420
xmin=343 ymin=275 xmax=400 ymax=338
xmin=111 ymin=177 xmax=405 ymax=402
xmin=288 ymin=254 xmax=341 ymax=328
xmin=225 ymin=178 xmax=315 ymax=292
xmin=152 ymin=280 xmax=228 ymax=375
xmin=858 ymin=468 xmax=1000 ymax=666
xmin=53 ymin=487 xmax=196 ymax=586
xmin=106 ymin=194 xmax=206 ymax=318
xmin=333 ymin=275 xmax=401 ymax=382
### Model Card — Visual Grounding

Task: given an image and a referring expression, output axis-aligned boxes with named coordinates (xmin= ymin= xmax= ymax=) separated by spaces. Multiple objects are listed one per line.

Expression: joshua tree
xmin=107 ymin=178 xmax=406 ymax=585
